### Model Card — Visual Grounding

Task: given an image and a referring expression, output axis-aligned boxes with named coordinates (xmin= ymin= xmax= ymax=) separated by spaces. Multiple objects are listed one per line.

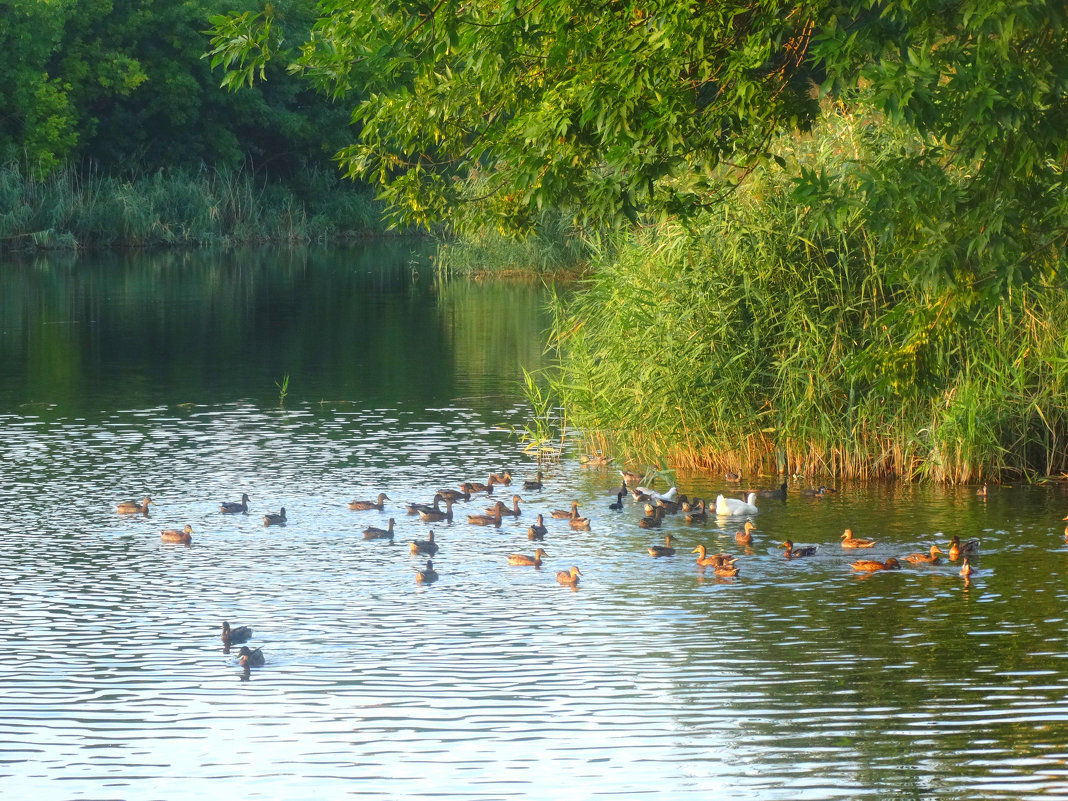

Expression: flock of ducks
xmin=115 ymin=469 xmax=995 ymax=676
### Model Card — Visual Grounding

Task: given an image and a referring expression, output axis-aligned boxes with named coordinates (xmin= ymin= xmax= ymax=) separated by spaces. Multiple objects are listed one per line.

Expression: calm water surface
xmin=2 ymin=246 xmax=1068 ymax=799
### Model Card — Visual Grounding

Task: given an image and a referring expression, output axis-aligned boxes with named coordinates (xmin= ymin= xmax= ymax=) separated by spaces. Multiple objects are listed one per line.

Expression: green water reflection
xmin=0 ymin=243 xmax=550 ymax=411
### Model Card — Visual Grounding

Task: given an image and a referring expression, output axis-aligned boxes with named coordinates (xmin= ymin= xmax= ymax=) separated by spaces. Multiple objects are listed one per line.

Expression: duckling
xmin=609 ymin=490 xmax=626 ymax=510
xmin=438 ymin=485 xmax=472 ymax=503
xmin=522 ymin=471 xmax=544 ymax=491
xmin=406 ymin=493 xmax=444 ymax=516
xmin=508 ymin=548 xmax=548 ymax=567
xmin=420 ymin=497 xmax=454 ymax=523
xmin=556 ymin=566 xmax=582 ymax=585
xmin=485 ymin=494 xmax=523 ymax=519
xmin=904 ymin=545 xmax=944 ymax=564
xmin=648 ymin=535 xmax=676 ymax=557
xmin=221 ymin=621 xmax=252 ymax=647
xmin=690 ymin=544 xmax=737 ymax=568
xmin=117 ymin=497 xmax=153 ymax=515
xmin=348 ymin=492 xmax=390 ymax=511
xmin=947 ymin=535 xmax=980 ymax=560
xmin=220 ymin=493 xmax=251 ymax=514
xmin=416 ymin=560 xmax=439 ymax=583
xmin=160 ymin=524 xmax=193 ymax=543
xmin=960 ymin=557 xmax=977 ymax=577
xmin=638 ymin=506 xmax=665 ymax=529
xmin=780 ymin=540 xmax=818 ymax=558
xmin=840 ymin=529 xmax=876 ymax=548
xmin=263 ymin=507 xmax=287 ymax=526
xmin=550 ymin=500 xmax=579 ymax=519
xmin=409 ymin=530 xmax=438 ymax=556
xmin=850 ymin=558 xmax=901 ymax=572
xmin=684 ymin=499 xmax=708 ymax=524
xmin=734 ymin=520 xmax=756 ymax=545
xmin=236 ymin=645 xmax=265 ymax=667
xmin=568 ymin=506 xmax=591 ymax=531
xmin=527 ymin=514 xmax=548 ymax=541
xmin=363 ymin=518 xmax=395 ymax=541
xmin=467 ymin=505 xmax=503 ymax=527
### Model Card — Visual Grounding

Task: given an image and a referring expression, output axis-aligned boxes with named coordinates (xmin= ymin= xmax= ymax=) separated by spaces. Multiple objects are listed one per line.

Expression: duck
xmin=904 ymin=545 xmax=944 ymax=564
xmin=116 ymin=497 xmax=153 ymax=515
xmin=485 ymin=494 xmax=523 ymax=519
xmin=638 ymin=506 xmax=665 ymax=529
xmin=466 ymin=475 xmax=498 ymax=494
xmin=840 ymin=529 xmax=876 ymax=548
xmin=508 ymin=548 xmax=548 ymax=567
xmin=712 ymin=563 xmax=740 ymax=578
xmin=780 ymin=540 xmax=818 ymax=558
xmin=556 ymin=566 xmax=582 ymax=585
xmin=630 ymin=486 xmax=655 ymax=503
xmin=754 ymin=482 xmax=788 ymax=500
xmin=569 ymin=506 xmax=591 ymax=531
xmin=406 ymin=493 xmax=444 ymax=516
xmin=522 ymin=471 xmax=544 ymax=491
xmin=725 ymin=471 xmax=741 ymax=483
xmin=648 ymin=535 xmax=676 ymax=557
xmin=850 ymin=557 xmax=901 ymax=572
xmin=467 ymin=505 xmax=503 ymax=527
xmin=409 ymin=530 xmax=438 ymax=556
xmin=800 ymin=486 xmax=829 ymax=496
xmin=263 ymin=507 xmax=287 ymax=526
xmin=420 ymin=497 xmax=454 ymax=523
xmin=731 ymin=520 xmax=754 ymax=544
xmin=715 ymin=492 xmax=758 ymax=516
xmin=527 ymin=514 xmax=548 ymax=541
xmin=684 ymin=499 xmax=708 ymax=524
xmin=947 ymin=535 xmax=980 ymax=560
xmin=976 ymin=484 xmax=988 ymax=497
xmin=416 ymin=560 xmax=439 ymax=583
xmin=160 ymin=524 xmax=193 ymax=543
xmin=348 ymin=492 xmax=390 ymax=511
xmin=551 ymin=500 xmax=580 ymax=519
xmin=608 ymin=490 xmax=626 ymax=510
xmin=690 ymin=544 xmax=737 ymax=568
xmin=438 ymin=485 xmax=472 ymax=503
xmin=236 ymin=645 xmax=265 ymax=668
xmin=491 ymin=471 xmax=513 ymax=486
xmin=648 ymin=487 xmax=679 ymax=503
xmin=363 ymin=518 xmax=396 ymax=541
xmin=221 ymin=621 xmax=252 ymax=647
xmin=220 ymin=493 xmax=251 ymax=514
xmin=654 ymin=494 xmax=685 ymax=514
xmin=960 ymin=557 xmax=977 ymax=577
xmin=621 ymin=469 xmax=644 ymax=485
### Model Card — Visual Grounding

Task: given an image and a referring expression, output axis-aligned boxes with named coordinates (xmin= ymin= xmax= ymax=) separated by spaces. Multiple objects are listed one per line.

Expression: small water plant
xmin=275 ymin=373 xmax=290 ymax=407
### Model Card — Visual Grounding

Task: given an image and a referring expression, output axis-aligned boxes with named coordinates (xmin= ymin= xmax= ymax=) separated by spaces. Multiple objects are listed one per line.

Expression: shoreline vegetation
xmin=0 ymin=163 xmax=397 ymax=252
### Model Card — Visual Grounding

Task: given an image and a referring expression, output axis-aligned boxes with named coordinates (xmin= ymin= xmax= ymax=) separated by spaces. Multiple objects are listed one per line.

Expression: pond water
xmin=2 ymin=245 xmax=1068 ymax=800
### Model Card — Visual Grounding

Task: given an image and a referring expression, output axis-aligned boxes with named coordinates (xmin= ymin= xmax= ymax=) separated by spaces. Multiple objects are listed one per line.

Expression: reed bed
xmin=0 ymin=163 xmax=387 ymax=251
xmin=545 ymin=114 xmax=1068 ymax=482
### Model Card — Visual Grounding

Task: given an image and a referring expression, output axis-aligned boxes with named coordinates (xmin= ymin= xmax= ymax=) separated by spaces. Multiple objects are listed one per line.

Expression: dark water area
xmin=2 ymin=245 xmax=1068 ymax=799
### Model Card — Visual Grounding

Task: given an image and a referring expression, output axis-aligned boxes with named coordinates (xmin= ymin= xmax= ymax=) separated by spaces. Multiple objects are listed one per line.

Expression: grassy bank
xmin=544 ymin=109 xmax=1068 ymax=483
xmin=0 ymin=163 xmax=391 ymax=251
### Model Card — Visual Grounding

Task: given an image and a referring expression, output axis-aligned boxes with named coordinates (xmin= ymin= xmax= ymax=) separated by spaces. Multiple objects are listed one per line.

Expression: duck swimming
xmin=160 ymin=524 xmax=193 ymax=543
xmin=754 ymin=482 xmax=788 ymax=500
xmin=850 ymin=557 xmax=901 ymax=572
xmin=416 ymin=560 xmax=439 ymax=583
xmin=409 ymin=530 xmax=438 ymax=556
xmin=406 ymin=493 xmax=444 ymax=516
xmin=491 ymin=471 xmax=513 ymax=486
xmin=800 ymin=486 xmax=829 ymax=496
xmin=550 ymin=500 xmax=579 ymax=519
xmin=904 ymin=545 xmax=944 ymax=564
xmin=960 ymin=557 xmax=977 ymax=577
xmin=117 ymin=497 xmax=153 ymax=515
xmin=840 ymin=529 xmax=876 ymax=548
xmin=522 ymin=471 xmax=544 ymax=491
xmin=684 ymin=499 xmax=708 ymax=524
xmin=263 ymin=507 xmax=287 ymax=526
xmin=556 ymin=566 xmax=582 ymax=585
xmin=527 ymin=514 xmax=548 ymax=541
xmin=638 ymin=506 xmax=665 ymax=529
xmin=715 ymin=492 xmax=758 ymax=516
xmin=485 ymin=494 xmax=523 ymax=519
xmin=690 ymin=544 xmax=737 ymax=568
xmin=363 ymin=518 xmax=396 ymax=541
xmin=420 ymin=497 xmax=454 ymax=523
xmin=220 ymin=493 xmax=251 ymax=514
xmin=780 ymin=540 xmax=817 ymax=558
xmin=947 ymin=535 xmax=980 ymax=560
xmin=467 ymin=505 xmax=503 ymax=527
xmin=568 ymin=506 xmax=591 ymax=531
xmin=508 ymin=548 xmax=548 ymax=567
xmin=348 ymin=492 xmax=390 ymax=511
xmin=648 ymin=535 xmax=676 ymax=557
xmin=735 ymin=520 xmax=756 ymax=545
xmin=236 ymin=646 xmax=265 ymax=667
xmin=438 ymin=485 xmax=472 ymax=503
xmin=222 ymin=621 xmax=252 ymax=647
xmin=609 ymin=490 xmax=626 ymax=510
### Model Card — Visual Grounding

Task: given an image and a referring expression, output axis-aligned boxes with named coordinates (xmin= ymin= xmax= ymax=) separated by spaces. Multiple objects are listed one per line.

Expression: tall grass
xmin=545 ymin=108 xmax=1068 ymax=482
xmin=0 ymin=163 xmax=390 ymax=251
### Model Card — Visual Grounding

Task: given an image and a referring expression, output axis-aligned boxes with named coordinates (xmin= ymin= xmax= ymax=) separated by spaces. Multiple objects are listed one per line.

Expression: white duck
xmin=715 ymin=492 xmax=758 ymax=516
xmin=649 ymin=486 xmax=678 ymax=503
